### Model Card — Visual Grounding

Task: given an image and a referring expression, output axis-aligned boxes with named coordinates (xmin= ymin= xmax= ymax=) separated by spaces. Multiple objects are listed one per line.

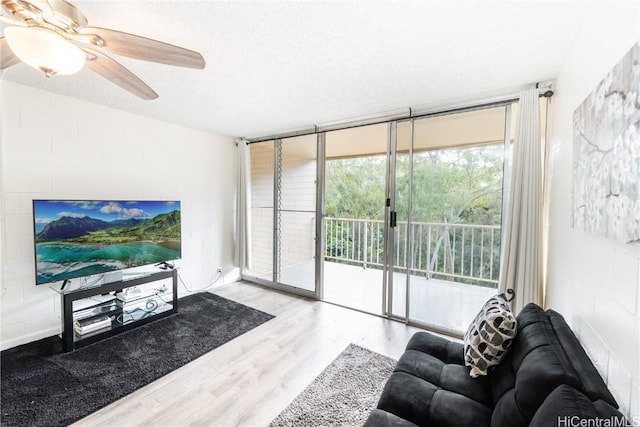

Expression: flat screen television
xmin=33 ymin=200 xmax=181 ymax=285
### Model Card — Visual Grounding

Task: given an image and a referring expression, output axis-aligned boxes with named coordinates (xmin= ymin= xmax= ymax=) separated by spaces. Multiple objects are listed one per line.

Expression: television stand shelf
xmin=52 ymin=269 xmax=178 ymax=352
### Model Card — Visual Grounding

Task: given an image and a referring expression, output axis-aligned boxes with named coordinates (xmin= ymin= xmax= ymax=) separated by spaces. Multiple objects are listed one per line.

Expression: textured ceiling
xmin=1 ymin=1 xmax=594 ymax=138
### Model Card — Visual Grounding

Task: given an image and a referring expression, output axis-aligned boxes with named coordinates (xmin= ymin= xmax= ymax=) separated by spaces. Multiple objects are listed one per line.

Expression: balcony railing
xmin=324 ymin=217 xmax=500 ymax=286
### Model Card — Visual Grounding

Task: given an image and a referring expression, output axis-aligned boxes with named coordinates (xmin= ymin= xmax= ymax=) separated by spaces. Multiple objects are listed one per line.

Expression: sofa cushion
xmin=375 ymin=332 xmax=493 ymax=427
xmin=364 ymin=409 xmax=419 ymax=427
xmin=406 ymin=330 xmax=464 ymax=365
xmin=463 ymin=293 xmax=517 ymax=377
xmin=529 ymin=385 xmax=626 ymax=427
xmin=395 ymin=349 xmax=493 ymax=408
xmin=377 ymin=372 xmax=492 ymax=427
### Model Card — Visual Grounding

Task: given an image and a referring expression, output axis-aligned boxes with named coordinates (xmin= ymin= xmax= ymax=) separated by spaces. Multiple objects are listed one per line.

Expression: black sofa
xmin=365 ymin=303 xmax=626 ymax=427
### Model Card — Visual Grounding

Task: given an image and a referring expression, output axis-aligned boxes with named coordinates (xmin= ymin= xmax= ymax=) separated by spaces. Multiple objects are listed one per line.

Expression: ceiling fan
xmin=0 ymin=0 xmax=205 ymax=100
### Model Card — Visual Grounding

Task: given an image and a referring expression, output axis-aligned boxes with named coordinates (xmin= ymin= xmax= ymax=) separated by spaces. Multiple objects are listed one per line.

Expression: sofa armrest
xmin=546 ymin=309 xmax=617 ymax=406
xmin=528 ymin=385 xmax=626 ymax=427
xmin=406 ymin=331 xmax=464 ymax=365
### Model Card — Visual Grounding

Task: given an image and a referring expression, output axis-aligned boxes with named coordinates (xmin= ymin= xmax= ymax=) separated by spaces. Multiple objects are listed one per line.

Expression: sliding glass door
xmin=321 ymin=106 xmax=512 ymax=332
xmin=405 ymin=107 xmax=510 ymax=333
xmin=323 ymin=123 xmax=388 ymax=314
xmin=321 ymin=120 xmax=411 ymax=319
xmin=244 ymin=135 xmax=318 ymax=295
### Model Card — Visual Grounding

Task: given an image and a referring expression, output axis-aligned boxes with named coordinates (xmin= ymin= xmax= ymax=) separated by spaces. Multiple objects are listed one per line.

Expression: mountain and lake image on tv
xmin=33 ymin=200 xmax=181 ymax=285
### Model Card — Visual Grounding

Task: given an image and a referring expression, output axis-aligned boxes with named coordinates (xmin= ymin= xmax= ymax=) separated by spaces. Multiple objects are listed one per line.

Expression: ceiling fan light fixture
xmin=4 ymin=25 xmax=85 ymax=75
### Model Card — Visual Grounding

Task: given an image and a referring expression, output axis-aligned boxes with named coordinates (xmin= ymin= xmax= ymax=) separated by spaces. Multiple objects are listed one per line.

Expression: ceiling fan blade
xmin=0 ymin=36 xmax=21 ymax=69
xmin=78 ymin=27 xmax=205 ymax=69
xmin=82 ymin=48 xmax=158 ymax=100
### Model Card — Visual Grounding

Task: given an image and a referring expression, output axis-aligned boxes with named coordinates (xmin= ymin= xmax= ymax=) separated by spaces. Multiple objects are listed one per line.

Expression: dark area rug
xmin=270 ymin=344 xmax=397 ymax=427
xmin=1 ymin=292 xmax=274 ymax=427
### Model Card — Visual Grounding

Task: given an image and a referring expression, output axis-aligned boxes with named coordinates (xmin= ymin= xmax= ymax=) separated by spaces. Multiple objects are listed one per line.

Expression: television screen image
xmin=33 ymin=200 xmax=181 ymax=285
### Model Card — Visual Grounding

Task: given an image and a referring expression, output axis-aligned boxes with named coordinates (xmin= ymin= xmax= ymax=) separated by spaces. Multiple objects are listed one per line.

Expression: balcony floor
xmin=274 ymin=260 xmax=497 ymax=334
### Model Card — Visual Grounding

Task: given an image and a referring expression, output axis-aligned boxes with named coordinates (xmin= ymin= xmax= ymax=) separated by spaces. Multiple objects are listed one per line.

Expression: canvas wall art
xmin=572 ymin=41 xmax=640 ymax=245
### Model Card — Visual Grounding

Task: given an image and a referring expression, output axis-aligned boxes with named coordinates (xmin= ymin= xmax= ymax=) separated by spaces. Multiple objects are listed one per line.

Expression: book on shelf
xmin=74 ymin=315 xmax=112 ymax=336
xmin=74 ymin=324 xmax=110 ymax=336
xmin=75 ymin=320 xmax=110 ymax=333
xmin=75 ymin=313 xmax=110 ymax=327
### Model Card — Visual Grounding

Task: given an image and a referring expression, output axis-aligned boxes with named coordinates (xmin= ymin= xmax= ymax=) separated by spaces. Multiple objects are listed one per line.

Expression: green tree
xmin=326 ymin=144 xmax=504 ymax=226
xmin=325 ymin=143 xmax=505 ymax=287
xmin=400 ymin=144 xmax=504 ymax=225
xmin=325 ymin=156 xmax=387 ymax=219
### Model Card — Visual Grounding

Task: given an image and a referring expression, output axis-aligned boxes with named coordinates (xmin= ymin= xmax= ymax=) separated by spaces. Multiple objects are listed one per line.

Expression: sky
xmin=33 ymin=200 xmax=180 ymax=226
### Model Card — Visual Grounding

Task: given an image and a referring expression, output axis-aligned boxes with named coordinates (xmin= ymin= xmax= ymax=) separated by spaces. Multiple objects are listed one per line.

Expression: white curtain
xmin=499 ymin=88 xmax=543 ymax=313
xmin=235 ymin=139 xmax=252 ymax=270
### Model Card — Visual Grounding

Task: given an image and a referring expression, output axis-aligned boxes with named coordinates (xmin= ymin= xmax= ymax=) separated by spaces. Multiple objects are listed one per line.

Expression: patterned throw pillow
xmin=463 ymin=293 xmax=517 ymax=378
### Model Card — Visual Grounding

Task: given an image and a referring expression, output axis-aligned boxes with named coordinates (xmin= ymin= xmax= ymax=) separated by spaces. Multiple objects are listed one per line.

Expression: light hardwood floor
xmin=73 ymin=281 xmax=432 ymax=427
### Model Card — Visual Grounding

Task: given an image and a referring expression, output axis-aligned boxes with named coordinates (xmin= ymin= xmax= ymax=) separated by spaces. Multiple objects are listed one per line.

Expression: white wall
xmin=0 ymin=82 xmax=238 ymax=350
xmin=546 ymin=2 xmax=640 ymax=420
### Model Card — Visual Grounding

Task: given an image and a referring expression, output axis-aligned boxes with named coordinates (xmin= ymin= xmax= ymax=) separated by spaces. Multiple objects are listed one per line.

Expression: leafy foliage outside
xmin=325 ymin=144 xmax=506 ymax=287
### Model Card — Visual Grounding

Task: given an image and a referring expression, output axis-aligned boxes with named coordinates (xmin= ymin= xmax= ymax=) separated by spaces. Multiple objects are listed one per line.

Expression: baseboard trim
xmin=1 ymin=327 xmax=60 ymax=352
